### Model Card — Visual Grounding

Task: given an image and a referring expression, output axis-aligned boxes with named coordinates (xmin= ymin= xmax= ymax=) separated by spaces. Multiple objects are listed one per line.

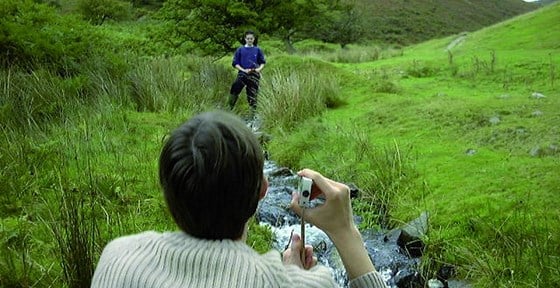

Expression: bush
xmin=0 ymin=0 xmax=118 ymax=76
xmin=78 ymin=0 xmax=132 ymax=25
xmin=406 ymin=60 xmax=440 ymax=78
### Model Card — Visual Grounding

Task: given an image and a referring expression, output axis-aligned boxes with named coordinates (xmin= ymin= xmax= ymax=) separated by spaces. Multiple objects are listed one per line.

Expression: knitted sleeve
xmin=260 ymin=251 xmax=388 ymax=288
xmin=349 ymin=271 xmax=389 ymax=288
xmin=260 ymin=251 xmax=338 ymax=288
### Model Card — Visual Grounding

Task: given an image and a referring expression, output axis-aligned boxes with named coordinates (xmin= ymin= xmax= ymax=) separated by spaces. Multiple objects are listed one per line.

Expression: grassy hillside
xmin=267 ymin=3 xmax=559 ymax=287
xmin=357 ymin=0 xmax=539 ymax=45
xmin=0 ymin=1 xmax=557 ymax=287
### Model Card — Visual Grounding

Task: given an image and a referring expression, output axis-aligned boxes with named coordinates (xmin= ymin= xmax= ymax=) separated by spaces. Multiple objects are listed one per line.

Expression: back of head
xmin=159 ymin=111 xmax=264 ymax=240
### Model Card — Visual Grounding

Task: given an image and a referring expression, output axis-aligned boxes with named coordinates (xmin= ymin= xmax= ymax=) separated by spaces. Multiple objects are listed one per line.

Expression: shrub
xmin=406 ymin=60 xmax=440 ymax=78
xmin=0 ymin=0 xmax=119 ymax=76
xmin=77 ymin=0 xmax=132 ymax=25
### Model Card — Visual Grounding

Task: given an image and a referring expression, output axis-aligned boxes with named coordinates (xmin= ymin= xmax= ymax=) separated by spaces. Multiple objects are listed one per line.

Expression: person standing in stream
xmin=228 ymin=30 xmax=266 ymax=114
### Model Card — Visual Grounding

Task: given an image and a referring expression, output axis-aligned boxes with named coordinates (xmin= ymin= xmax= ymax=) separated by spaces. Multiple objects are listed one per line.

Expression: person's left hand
xmin=282 ymin=233 xmax=317 ymax=270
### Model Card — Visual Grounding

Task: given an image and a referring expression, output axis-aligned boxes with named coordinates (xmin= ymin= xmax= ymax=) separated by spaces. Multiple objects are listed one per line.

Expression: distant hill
xmin=356 ymin=0 xmax=540 ymax=45
xmin=536 ymin=0 xmax=558 ymax=5
xmin=535 ymin=0 xmax=559 ymax=5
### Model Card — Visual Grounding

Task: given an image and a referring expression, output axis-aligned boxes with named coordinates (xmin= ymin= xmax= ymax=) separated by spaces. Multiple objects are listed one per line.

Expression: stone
xmin=397 ymin=212 xmax=429 ymax=257
xmin=268 ymin=167 xmax=294 ymax=178
xmin=393 ymin=268 xmax=421 ymax=288
xmin=489 ymin=116 xmax=500 ymax=125
xmin=448 ymin=280 xmax=473 ymax=288
xmin=428 ymin=279 xmax=445 ymax=288
xmin=346 ymin=183 xmax=361 ymax=198
xmin=531 ymin=92 xmax=546 ymax=99
xmin=465 ymin=148 xmax=476 ymax=156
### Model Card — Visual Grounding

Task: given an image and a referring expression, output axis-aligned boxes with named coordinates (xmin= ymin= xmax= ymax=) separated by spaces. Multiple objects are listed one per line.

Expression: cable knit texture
xmin=91 ymin=231 xmax=387 ymax=288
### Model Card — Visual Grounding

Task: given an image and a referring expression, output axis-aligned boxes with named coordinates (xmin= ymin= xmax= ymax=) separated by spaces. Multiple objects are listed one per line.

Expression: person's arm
xmin=235 ymin=64 xmax=250 ymax=74
xmin=289 ymin=169 xmax=376 ymax=280
xmin=255 ymin=48 xmax=266 ymax=73
xmin=254 ymin=63 xmax=265 ymax=73
xmin=232 ymin=48 xmax=248 ymax=73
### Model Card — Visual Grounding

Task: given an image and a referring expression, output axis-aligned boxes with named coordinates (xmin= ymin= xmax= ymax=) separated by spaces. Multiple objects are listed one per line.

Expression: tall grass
xmin=49 ymin=179 xmax=98 ymax=288
xmin=451 ymin=210 xmax=560 ymax=287
xmin=0 ymin=53 xmax=277 ymax=286
xmin=295 ymin=43 xmax=404 ymax=64
xmin=128 ymin=55 xmax=231 ymax=112
xmin=267 ymin=122 xmax=417 ymax=229
xmin=258 ymin=67 xmax=342 ymax=131
xmin=315 ymin=129 xmax=416 ymax=229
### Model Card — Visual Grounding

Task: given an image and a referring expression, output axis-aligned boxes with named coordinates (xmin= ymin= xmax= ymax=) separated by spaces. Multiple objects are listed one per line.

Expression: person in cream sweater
xmin=91 ymin=110 xmax=388 ymax=288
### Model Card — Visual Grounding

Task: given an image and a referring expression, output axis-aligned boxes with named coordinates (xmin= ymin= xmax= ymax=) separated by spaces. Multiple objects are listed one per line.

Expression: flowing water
xmin=256 ymin=160 xmax=421 ymax=288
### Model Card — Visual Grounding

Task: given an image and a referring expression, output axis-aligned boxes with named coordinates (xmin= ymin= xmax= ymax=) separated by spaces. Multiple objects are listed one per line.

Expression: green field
xmin=1 ymin=2 xmax=558 ymax=287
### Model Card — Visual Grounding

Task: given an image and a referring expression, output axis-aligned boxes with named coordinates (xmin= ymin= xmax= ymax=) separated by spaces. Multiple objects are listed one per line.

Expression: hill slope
xmin=357 ymin=0 xmax=539 ymax=45
xmin=272 ymin=3 xmax=559 ymax=286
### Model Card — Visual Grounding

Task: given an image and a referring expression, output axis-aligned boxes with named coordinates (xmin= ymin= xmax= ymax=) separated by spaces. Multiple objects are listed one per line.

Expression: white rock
xmin=428 ymin=279 xmax=445 ymax=288
xmin=531 ymin=92 xmax=546 ymax=99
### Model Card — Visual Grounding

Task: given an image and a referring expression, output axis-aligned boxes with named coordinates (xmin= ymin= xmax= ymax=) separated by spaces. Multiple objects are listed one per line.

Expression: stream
xmin=249 ymin=117 xmax=471 ymax=288
xmin=256 ymin=160 xmax=422 ymax=288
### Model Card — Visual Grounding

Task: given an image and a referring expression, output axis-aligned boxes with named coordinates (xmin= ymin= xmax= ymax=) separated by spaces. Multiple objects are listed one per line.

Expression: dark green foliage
xmin=0 ymin=218 xmax=37 ymax=287
xmin=129 ymin=0 xmax=165 ymax=8
xmin=0 ymin=0 xmax=116 ymax=76
xmin=158 ymin=0 xmax=353 ymax=56
xmin=158 ymin=0 xmax=261 ymax=56
xmin=306 ymin=2 xmax=365 ymax=48
xmin=406 ymin=60 xmax=440 ymax=78
xmin=78 ymin=0 xmax=132 ymax=25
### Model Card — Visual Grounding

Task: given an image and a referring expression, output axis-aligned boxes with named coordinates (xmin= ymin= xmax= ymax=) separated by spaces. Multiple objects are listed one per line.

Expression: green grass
xmin=265 ymin=3 xmax=560 ymax=287
xmin=1 ymin=2 xmax=559 ymax=288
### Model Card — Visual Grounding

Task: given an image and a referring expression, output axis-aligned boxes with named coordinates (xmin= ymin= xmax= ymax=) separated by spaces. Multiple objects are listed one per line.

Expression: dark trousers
xmin=229 ymin=72 xmax=261 ymax=110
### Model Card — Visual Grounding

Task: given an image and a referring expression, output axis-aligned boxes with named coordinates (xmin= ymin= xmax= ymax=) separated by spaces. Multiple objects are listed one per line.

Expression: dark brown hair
xmin=159 ymin=111 xmax=264 ymax=240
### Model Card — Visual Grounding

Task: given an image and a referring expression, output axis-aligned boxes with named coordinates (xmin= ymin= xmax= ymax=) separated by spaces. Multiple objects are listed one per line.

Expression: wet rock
xmin=362 ymin=229 xmax=421 ymax=287
xmin=448 ymin=280 xmax=473 ymax=288
xmin=347 ymin=183 xmax=361 ymax=198
xmin=428 ymin=279 xmax=445 ymax=288
xmin=256 ymin=186 xmax=298 ymax=226
xmin=260 ymin=159 xmax=425 ymax=287
xmin=437 ymin=264 xmax=456 ymax=282
xmin=397 ymin=212 xmax=429 ymax=257
xmin=393 ymin=268 xmax=421 ymax=288
xmin=268 ymin=167 xmax=294 ymax=178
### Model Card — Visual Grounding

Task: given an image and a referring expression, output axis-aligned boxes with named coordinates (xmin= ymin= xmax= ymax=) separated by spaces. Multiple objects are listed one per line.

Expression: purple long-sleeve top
xmin=232 ymin=46 xmax=266 ymax=70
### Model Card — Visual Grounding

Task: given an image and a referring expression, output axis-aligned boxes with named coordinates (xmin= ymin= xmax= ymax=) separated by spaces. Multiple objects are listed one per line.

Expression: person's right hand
xmin=289 ymin=169 xmax=354 ymax=239
xmin=290 ymin=169 xmax=377 ymax=281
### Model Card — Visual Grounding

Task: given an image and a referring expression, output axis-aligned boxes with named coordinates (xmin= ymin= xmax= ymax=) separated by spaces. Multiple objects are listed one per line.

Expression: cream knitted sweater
xmin=91 ymin=231 xmax=388 ymax=288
